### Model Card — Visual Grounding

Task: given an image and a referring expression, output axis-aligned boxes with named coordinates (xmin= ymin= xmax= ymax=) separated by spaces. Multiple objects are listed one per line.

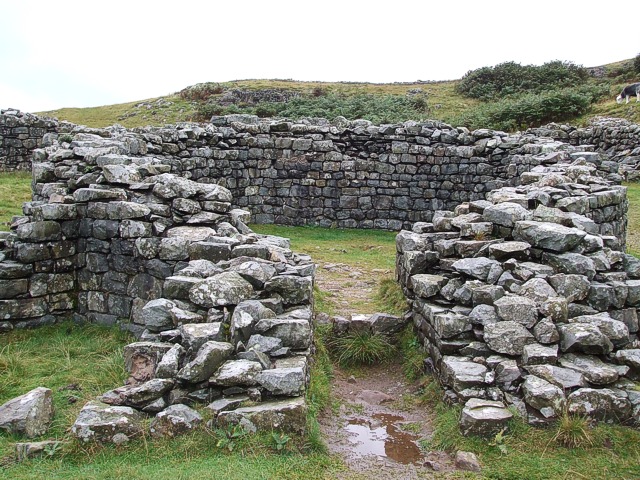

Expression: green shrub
xmin=456 ymin=60 xmax=588 ymax=100
xmin=196 ymin=93 xmax=430 ymax=123
xmin=453 ymin=84 xmax=609 ymax=131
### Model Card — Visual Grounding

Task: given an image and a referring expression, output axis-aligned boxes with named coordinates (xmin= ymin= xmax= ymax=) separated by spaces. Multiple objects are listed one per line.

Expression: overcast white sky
xmin=1 ymin=0 xmax=638 ymax=113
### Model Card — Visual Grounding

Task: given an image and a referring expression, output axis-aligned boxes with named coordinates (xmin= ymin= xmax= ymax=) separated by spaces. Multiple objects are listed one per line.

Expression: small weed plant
xmin=270 ymin=432 xmax=291 ymax=452
xmin=214 ymin=424 xmax=248 ymax=452
xmin=329 ymin=331 xmax=394 ymax=367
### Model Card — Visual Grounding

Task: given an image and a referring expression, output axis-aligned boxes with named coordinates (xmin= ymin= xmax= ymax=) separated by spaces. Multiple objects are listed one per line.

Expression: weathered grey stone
xmin=567 ymin=388 xmax=632 ymax=423
xmin=123 ymin=341 xmax=174 ymax=383
xmin=558 ymin=323 xmax=613 ymax=354
xmin=210 ymin=360 xmax=263 ymax=386
xmin=99 ymin=379 xmax=174 ymax=408
xmin=71 ymin=401 xmax=144 ymax=443
xmin=548 ymin=274 xmax=591 ymax=302
xmin=177 ymin=341 xmax=234 ymax=383
xmin=522 ymin=344 xmax=558 ymax=365
xmin=141 ymin=298 xmax=177 ymax=332
xmin=452 ymin=257 xmax=501 ymax=281
xmin=513 ymin=221 xmax=586 ymax=252
xmin=433 ymin=312 xmax=472 ymax=338
xmin=489 ymin=241 xmax=531 ymax=261
xmin=15 ymin=441 xmax=64 ymax=462
xmin=255 ymin=367 xmax=306 ymax=396
xmin=518 ymin=278 xmax=557 ymax=305
xmin=396 ymin=230 xmax=431 ymax=252
xmin=180 ymin=323 xmax=224 ymax=352
xmin=441 ymin=357 xmax=488 ymax=391
xmin=230 ymin=300 xmax=276 ymax=343
xmin=570 ymin=314 xmax=629 ymax=348
xmin=411 ymin=274 xmax=447 ymax=298
xmin=247 ymin=334 xmax=283 ymax=354
xmin=166 ymin=226 xmax=216 ymax=242
xmin=455 ymin=451 xmax=482 ymax=472
xmin=558 ymin=353 xmax=619 ymax=385
xmin=483 ymin=202 xmax=531 ymax=227
xmin=532 ymin=318 xmax=560 ymax=344
xmin=149 ymin=404 xmax=203 ymax=438
xmin=206 ymin=395 xmax=251 ymax=416
xmin=525 ymin=364 xmax=587 ymax=389
xmin=370 ymin=312 xmax=407 ymax=335
xmin=459 ymin=398 xmax=513 ymax=437
xmin=522 ymin=375 xmax=565 ymax=418
xmin=615 ymin=349 xmax=640 ymax=373
xmin=216 ymin=397 xmax=307 ymax=434
xmin=264 ymin=276 xmax=313 ymax=306
xmin=469 ymin=304 xmax=500 ymax=325
xmin=177 ymin=259 xmax=223 ymax=278
xmin=16 ymin=221 xmax=61 ymax=242
xmin=494 ymin=295 xmax=538 ymax=328
xmin=484 ymin=321 xmax=535 ymax=355
xmin=253 ymin=316 xmax=312 ymax=349
xmin=155 ymin=343 xmax=186 ymax=379
xmin=539 ymin=297 xmax=568 ymax=323
xmin=189 ymin=272 xmax=255 ymax=308
xmin=543 ymin=253 xmax=596 ymax=280
xmin=231 ymin=261 xmax=277 ymax=289
xmin=0 ymin=387 xmax=54 ymax=438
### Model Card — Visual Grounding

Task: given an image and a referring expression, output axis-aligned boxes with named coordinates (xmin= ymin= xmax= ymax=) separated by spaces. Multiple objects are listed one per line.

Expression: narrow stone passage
xmin=312 ymin=255 xmax=458 ymax=478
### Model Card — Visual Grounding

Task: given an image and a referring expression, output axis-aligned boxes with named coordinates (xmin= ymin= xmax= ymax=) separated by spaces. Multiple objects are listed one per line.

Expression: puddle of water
xmin=344 ymin=413 xmax=423 ymax=464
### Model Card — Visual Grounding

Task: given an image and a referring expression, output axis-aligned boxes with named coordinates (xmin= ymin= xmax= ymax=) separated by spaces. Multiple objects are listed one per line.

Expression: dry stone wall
xmin=0 ymin=109 xmax=58 ymax=171
xmin=0 ymin=111 xmax=637 ymax=230
xmin=0 ymin=131 xmax=315 ymax=435
xmin=396 ymin=146 xmax=640 ymax=429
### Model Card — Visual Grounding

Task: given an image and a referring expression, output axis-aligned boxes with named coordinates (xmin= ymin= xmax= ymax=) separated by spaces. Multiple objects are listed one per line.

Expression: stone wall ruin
xmin=1 ymin=111 xmax=640 ymax=435
xmin=395 ymin=145 xmax=640 ymax=431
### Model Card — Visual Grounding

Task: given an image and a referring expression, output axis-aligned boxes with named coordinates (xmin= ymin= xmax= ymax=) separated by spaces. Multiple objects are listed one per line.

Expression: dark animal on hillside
xmin=616 ymin=83 xmax=640 ymax=104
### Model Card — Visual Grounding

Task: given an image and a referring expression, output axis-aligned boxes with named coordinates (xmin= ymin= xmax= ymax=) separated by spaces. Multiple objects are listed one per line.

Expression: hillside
xmin=38 ymin=58 xmax=640 ymax=130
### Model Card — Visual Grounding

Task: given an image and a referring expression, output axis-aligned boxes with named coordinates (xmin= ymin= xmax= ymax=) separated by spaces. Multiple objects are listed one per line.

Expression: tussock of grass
xmin=552 ymin=412 xmax=594 ymax=449
xmin=328 ymin=331 xmax=394 ymax=367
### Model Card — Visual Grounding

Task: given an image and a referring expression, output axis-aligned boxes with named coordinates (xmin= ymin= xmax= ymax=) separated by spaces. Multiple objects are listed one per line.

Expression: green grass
xmin=0 ymin=323 xmax=133 ymax=459
xmin=624 ymin=182 xmax=640 ymax=257
xmin=0 ymin=172 xmax=31 ymax=231
xmin=250 ymin=224 xmax=397 ymax=271
xmin=426 ymin=400 xmax=640 ymax=480
xmin=40 ymin=95 xmax=199 ymax=129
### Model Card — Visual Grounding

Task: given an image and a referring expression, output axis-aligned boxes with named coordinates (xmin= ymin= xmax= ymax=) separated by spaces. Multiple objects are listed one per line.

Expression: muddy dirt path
xmin=313 ymin=260 xmax=458 ymax=478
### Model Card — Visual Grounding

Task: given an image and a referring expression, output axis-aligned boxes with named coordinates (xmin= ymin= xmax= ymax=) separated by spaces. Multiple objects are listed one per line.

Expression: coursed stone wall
xmin=396 ymin=146 xmax=640 ymax=429
xmin=0 ymin=109 xmax=58 ymax=171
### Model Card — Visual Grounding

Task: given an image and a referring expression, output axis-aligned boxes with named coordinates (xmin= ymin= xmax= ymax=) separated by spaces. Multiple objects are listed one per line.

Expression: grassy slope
xmin=36 ymin=58 xmax=640 ymax=129
xmin=38 ymin=80 xmax=476 ymax=128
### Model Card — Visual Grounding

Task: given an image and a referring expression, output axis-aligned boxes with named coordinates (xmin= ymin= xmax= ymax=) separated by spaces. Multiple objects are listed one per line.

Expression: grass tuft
xmin=328 ymin=330 xmax=394 ymax=367
xmin=552 ymin=411 xmax=594 ymax=449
